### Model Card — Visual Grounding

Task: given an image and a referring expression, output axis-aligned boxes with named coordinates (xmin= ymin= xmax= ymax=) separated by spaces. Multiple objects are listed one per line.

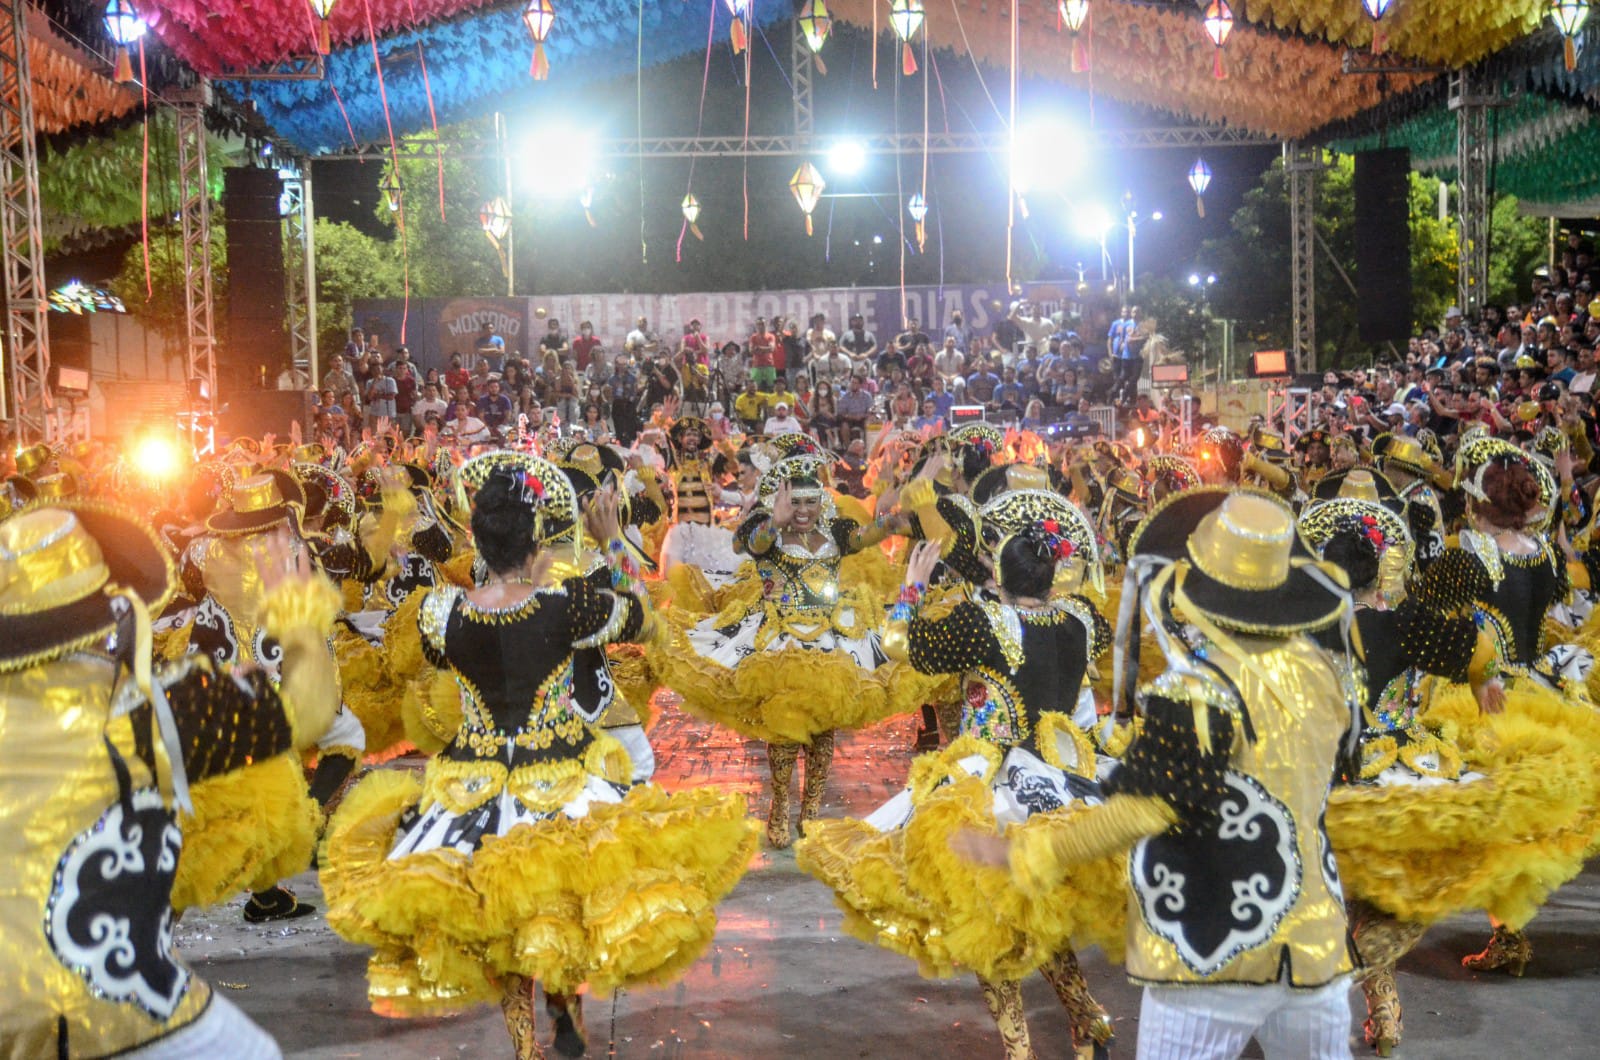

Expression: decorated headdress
xmin=293 ymin=462 xmax=357 ymax=529
xmin=1311 ymin=467 xmax=1403 ymax=513
xmin=204 ymin=470 xmax=304 ymax=537
xmin=667 ymin=416 xmax=713 ymax=455
xmin=1374 ymin=434 xmax=1434 ymax=481
xmin=756 ymin=454 xmax=834 ymax=507
xmin=1454 ymin=434 xmax=1556 ymax=527
xmin=970 ymin=462 xmax=1054 ymax=506
xmin=456 ymin=451 xmax=579 ymax=557
xmin=948 ymin=421 xmax=1005 ymax=454
xmin=1193 ymin=425 xmax=1244 ymax=478
xmin=1144 ymin=455 xmax=1202 ymax=498
xmin=980 ymin=488 xmax=1102 ymax=597
xmin=1299 ymin=497 xmax=1413 ymax=603
xmin=1532 ymin=425 xmax=1569 ymax=468
xmin=1249 ymin=425 xmax=1291 ymax=463
xmin=768 ymin=432 xmax=829 ymax=460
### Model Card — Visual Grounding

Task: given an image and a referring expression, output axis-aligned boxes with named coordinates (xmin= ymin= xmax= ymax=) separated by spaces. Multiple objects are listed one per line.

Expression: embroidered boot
xmin=1462 ymin=925 xmax=1532 ymax=976
xmin=978 ymin=976 xmax=1037 ymax=1060
xmin=499 ymin=974 xmax=545 ymax=1060
xmin=243 ymin=885 xmax=316 ymax=924
xmin=1361 ymin=967 xmax=1402 ymax=1057
xmin=798 ymin=730 xmax=835 ymax=835
xmin=1040 ymin=949 xmax=1112 ymax=1059
xmin=766 ymin=742 xmax=799 ymax=849
xmin=308 ymin=750 xmax=359 ymax=807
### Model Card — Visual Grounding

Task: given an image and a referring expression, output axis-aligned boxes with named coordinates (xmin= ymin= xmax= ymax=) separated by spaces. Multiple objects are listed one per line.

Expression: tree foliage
xmin=1202 ymin=154 xmax=1549 ymax=367
xmin=109 ymin=213 xmax=229 ymax=355
xmin=313 ymin=218 xmax=405 ymax=351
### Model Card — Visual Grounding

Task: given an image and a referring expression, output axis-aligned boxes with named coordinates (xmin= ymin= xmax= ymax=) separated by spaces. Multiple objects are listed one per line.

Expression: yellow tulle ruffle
xmin=437 ymin=550 xmax=479 ymax=589
xmin=321 ymin=771 xmax=759 ymax=1014
xmin=659 ymin=627 xmax=943 ymax=744
xmin=605 ymin=644 xmax=660 ymax=731
xmin=1330 ymin=678 xmax=1600 ymax=929
xmin=796 ymin=741 xmax=1124 ymax=982
xmin=172 ymin=753 xmax=321 ymax=912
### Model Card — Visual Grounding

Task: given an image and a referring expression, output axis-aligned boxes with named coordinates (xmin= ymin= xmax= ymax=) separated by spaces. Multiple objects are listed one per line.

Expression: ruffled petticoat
xmin=1330 ymin=673 xmax=1600 ymax=930
xmin=660 ymin=522 xmax=744 ymax=588
xmin=796 ymin=715 xmax=1127 ymax=982
xmin=660 ymin=599 xmax=942 ymax=745
xmin=320 ymin=733 xmax=759 ymax=1016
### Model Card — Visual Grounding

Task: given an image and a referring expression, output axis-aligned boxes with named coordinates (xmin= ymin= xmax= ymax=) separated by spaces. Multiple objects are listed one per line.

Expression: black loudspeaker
xmin=223 ymin=167 xmax=289 ymax=391
xmin=1355 ymin=148 xmax=1413 ymax=345
xmin=219 ymin=389 xmax=317 ymax=442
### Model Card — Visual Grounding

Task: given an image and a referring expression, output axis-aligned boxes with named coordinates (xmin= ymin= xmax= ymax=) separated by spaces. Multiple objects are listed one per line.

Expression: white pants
xmin=127 ymin=994 xmax=280 ymax=1059
xmin=1136 ymin=977 xmax=1353 ymax=1060
xmin=606 ymin=723 xmax=656 ymax=783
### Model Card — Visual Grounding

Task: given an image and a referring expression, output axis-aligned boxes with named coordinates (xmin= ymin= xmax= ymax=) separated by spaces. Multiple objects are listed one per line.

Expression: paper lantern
xmin=103 ymin=0 xmax=147 ymax=83
xmin=1188 ymin=157 xmax=1212 ymax=217
xmin=480 ymin=197 xmax=511 ymax=244
xmin=1059 ymin=0 xmax=1090 ymax=72
xmin=381 ymin=168 xmax=402 ymax=212
xmin=1361 ymin=0 xmax=1394 ymax=54
xmin=890 ymin=0 xmax=924 ymax=77
xmin=907 ymin=192 xmax=927 ymax=250
xmin=798 ymin=0 xmax=833 ymax=75
xmin=523 ymin=0 xmax=556 ymax=80
xmin=1551 ymin=0 xmax=1592 ymax=72
xmin=682 ymin=193 xmax=704 ymax=240
xmin=307 ymin=0 xmax=338 ymax=56
xmin=1201 ymin=0 xmax=1233 ymax=80
xmin=789 ymin=162 xmax=826 ymax=236
xmin=725 ymin=0 xmax=749 ymax=55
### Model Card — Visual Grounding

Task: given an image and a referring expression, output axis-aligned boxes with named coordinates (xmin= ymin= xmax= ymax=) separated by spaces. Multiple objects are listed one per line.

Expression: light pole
xmin=1126 ymin=205 xmax=1162 ymax=294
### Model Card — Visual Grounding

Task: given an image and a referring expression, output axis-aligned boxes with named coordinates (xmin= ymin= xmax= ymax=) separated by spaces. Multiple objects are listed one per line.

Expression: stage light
xmin=134 ymin=436 xmax=181 ymax=481
xmin=1011 ymin=118 xmax=1085 ymax=197
xmin=517 ymin=126 xmax=597 ymax=199
xmin=1151 ymin=210 xmax=1164 ymax=221
xmin=828 ymin=140 xmax=867 ymax=177
xmin=1073 ymin=203 xmax=1113 ymax=241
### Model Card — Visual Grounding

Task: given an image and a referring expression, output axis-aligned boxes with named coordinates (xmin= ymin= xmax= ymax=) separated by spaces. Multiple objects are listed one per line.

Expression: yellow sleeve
xmin=259 ymin=576 xmax=343 ymax=750
xmin=1009 ymin=794 xmax=1177 ymax=893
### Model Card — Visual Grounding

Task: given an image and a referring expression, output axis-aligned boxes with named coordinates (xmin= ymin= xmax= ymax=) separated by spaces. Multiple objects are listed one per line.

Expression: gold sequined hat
xmin=13 ymin=443 xmax=53 ymax=479
xmin=1130 ymin=487 xmax=1345 ymax=635
xmin=980 ymin=487 xmax=1103 ymax=596
xmin=0 ymin=500 xmax=176 ymax=673
xmin=1299 ymin=496 xmax=1413 ymax=600
xmin=1376 ymin=435 xmax=1434 ymax=480
xmin=293 ymin=462 xmax=357 ymax=527
xmin=970 ymin=462 xmax=1055 ymax=506
xmin=204 ymin=471 xmax=304 ymax=536
xmin=667 ymin=416 xmax=713 ymax=454
xmin=1311 ymin=467 xmax=1403 ymax=513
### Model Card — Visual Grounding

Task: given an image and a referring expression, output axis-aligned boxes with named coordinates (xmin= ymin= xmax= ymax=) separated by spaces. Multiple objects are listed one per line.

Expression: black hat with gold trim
xmin=970 ymin=462 xmax=1056 ymax=506
xmin=1311 ymin=467 xmax=1403 ymax=513
xmin=0 ymin=499 xmax=177 ymax=673
xmin=1375 ymin=434 xmax=1434 ymax=481
xmin=667 ymin=416 xmax=713 ymax=454
xmin=1130 ymin=487 xmax=1345 ymax=635
xmin=293 ymin=462 xmax=357 ymax=528
xmin=204 ymin=470 xmax=304 ymax=536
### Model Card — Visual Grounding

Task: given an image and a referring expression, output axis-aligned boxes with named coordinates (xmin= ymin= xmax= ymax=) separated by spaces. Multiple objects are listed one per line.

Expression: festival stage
xmin=174 ymin=695 xmax=1600 ymax=1059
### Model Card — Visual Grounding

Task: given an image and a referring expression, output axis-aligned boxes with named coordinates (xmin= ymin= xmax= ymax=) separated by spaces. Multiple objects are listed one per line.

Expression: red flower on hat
xmin=1042 ymin=518 xmax=1061 ymax=535
xmin=522 ymin=471 xmax=545 ymax=499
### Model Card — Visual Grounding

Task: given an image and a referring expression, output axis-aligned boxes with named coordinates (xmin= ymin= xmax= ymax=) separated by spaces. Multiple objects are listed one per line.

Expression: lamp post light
xmin=1126 ymin=205 xmax=1162 ymax=294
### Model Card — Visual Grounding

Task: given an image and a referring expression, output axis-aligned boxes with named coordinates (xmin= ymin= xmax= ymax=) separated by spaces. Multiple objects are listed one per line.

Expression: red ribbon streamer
xmin=676 ymin=0 xmax=720 ymax=265
xmin=363 ymin=0 xmax=408 ymax=341
xmin=139 ymin=39 xmax=150 ymax=298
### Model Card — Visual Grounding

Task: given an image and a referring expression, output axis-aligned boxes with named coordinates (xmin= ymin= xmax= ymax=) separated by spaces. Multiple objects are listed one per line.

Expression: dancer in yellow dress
xmin=320 ymin=455 xmax=757 ymax=1059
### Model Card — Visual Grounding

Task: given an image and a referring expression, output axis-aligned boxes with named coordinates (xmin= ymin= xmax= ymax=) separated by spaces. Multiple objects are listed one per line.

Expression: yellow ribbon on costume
xmin=105 ymin=586 xmax=192 ymax=814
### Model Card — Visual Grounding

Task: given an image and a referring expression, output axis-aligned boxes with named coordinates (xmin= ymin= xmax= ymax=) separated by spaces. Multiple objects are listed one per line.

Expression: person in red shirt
xmin=572 ymin=321 xmax=602 ymax=370
xmin=749 ymin=318 xmax=778 ymax=390
xmin=443 ymin=351 xmax=471 ymax=393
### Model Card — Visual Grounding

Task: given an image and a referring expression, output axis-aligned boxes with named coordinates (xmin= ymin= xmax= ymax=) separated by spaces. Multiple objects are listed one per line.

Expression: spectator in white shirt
xmin=411 ymin=383 xmax=449 ymax=427
xmin=933 ymin=336 xmax=967 ymax=381
xmin=764 ymin=402 xmax=804 ymax=436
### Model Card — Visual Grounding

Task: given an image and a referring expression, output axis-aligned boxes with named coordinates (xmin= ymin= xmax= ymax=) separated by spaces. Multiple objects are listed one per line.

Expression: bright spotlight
xmin=1151 ymin=210 xmax=1164 ymax=221
xmin=134 ymin=435 xmax=181 ymax=481
xmin=1188 ymin=273 xmax=1201 ymax=286
xmin=517 ymin=125 xmax=598 ymax=199
xmin=1011 ymin=118 xmax=1084 ymax=196
xmin=1073 ymin=204 xmax=1113 ymax=241
xmin=828 ymin=140 xmax=867 ymax=177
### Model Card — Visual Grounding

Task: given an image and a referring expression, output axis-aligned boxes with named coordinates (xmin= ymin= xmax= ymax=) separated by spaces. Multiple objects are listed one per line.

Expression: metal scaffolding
xmin=1450 ymin=69 xmax=1494 ymax=321
xmin=328 ymin=125 xmax=1276 ymax=163
xmin=173 ymin=82 xmax=217 ymax=422
xmin=0 ymin=0 xmax=53 ymax=442
xmin=791 ymin=19 xmax=814 ymax=142
xmin=1285 ymin=142 xmax=1322 ymax=375
xmin=280 ymin=162 xmax=319 ymax=387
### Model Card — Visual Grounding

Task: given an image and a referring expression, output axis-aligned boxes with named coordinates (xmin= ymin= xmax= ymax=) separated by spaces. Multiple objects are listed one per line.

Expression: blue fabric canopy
xmin=226 ymin=1 xmax=790 ymax=154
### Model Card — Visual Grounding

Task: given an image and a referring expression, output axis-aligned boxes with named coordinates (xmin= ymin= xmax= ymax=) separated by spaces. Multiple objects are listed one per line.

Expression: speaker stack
xmin=1354 ymin=148 xmax=1414 ymax=345
xmin=222 ymin=167 xmax=289 ymax=394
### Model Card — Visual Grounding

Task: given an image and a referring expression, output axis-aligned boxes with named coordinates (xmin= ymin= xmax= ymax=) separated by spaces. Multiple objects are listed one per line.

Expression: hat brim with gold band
xmin=1311 ymin=467 xmax=1403 ymax=513
xmin=979 ymin=487 xmax=1103 ymax=595
xmin=203 ymin=469 xmax=305 ymax=536
xmin=0 ymin=498 xmax=177 ymax=673
xmin=970 ymin=462 xmax=1057 ymax=507
xmin=1144 ymin=455 xmax=1202 ymax=493
xmin=756 ymin=454 xmax=835 ymax=505
xmin=1374 ymin=434 xmax=1434 ymax=480
xmin=1299 ymin=497 xmax=1414 ymax=569
xmin=456 ymin=451 xmax=580 ymax=544
xmin=1130 ymin=486 xmax=1344 ymax=636
xmin=293 ymin=462 xmax=357 ymax=526
xmin=667 ymin=416 xmax=714 ymax=453
xmin=1455 ymin=434 xmax=1556 ymax=523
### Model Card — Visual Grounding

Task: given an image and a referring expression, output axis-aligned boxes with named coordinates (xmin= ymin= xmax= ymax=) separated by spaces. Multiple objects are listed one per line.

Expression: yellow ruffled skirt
xmin=1329 ymin=677 xmax=1600 ymax=930
xmin=320 ymin=772 xmax=759 ymax=1015
xmin=796 ymin=728 xmax=1126 ymax=983
xmin=172 ymin=754 xmax=322 ymax=912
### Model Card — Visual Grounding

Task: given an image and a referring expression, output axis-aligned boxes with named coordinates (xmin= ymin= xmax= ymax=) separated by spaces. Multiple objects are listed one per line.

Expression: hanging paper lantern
xmin=307 ymin=0 xmax=338 ymax=56
xmin=1361 ymin=0 xmax=1394 ymax=55
xmin=682 ymin=193 xmax=704 ymax=241
xmin=381 ymin=168 xmax=402 ymax=212
xmin=1188 ymin=157 xmax=1212 ymax=218
xmin=907 ymin=192 xmax=928 ymax=251
xmin=523 ymin=0 xmax=556 ymax=80
xmin=725 ymin=0 xmax=749 ymax=55
xmin=1059 ymin=0 xmax=1090 ymax=73
xmin=789 ymin=162 xmax=826 ymax=236
xmin=1201 ymin=0 xmax=1234 ymax=81
xmin=480 ymin=197 xmax=511 ymax=244
xmin=890 ymin=0 xmax=924 ymax=77
xmin=1551 ymin=0 xmax=1591 ymax=72
xmin=798 ymin=0 xmax=833 ymax=75
xmin=103 ymin=0 xmax=147 ymax=83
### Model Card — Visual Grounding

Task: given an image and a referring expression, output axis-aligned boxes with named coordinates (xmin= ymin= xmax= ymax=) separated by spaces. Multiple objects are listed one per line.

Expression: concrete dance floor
xmin=178 ymin=697 xmax=1600 ymax=1058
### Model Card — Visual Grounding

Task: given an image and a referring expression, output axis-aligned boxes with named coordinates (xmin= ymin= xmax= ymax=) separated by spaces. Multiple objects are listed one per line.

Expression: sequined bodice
xmin=755 ymin=536 xmax=843 ymax=610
